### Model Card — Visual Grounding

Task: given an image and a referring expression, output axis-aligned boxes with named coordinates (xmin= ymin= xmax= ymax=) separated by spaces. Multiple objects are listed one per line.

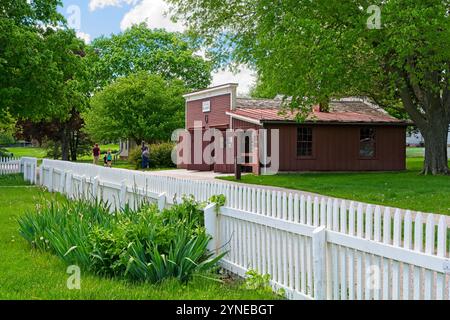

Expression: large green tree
xmin=168 ymin=0 xmax=450 ymax=174
xmin=1 ymin=1 xmax=91 ymax=160
xmin=87 ymin=24 xmax=212 ymax=90
xmin=0 ymin=0 xmax=66 ymax=118
xmin=84 ymin=72 xmax=185 ymax=144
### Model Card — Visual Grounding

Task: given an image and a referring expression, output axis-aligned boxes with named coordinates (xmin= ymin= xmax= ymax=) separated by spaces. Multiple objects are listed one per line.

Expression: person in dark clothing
xmin=142 ymin=146 xmax=150 ymax=169
xmin=92 ymin=144 xmax=101 ymax=165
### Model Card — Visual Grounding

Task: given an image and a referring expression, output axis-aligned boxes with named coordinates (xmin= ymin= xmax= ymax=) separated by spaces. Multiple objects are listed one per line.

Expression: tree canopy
xmin=84 ymin=72 xmax=186 ymax=144
xmin=0 ymin=0 xmax=85 ymax=120
xmin=168 ymin=0 xmax=450 ymax=174
xmin=87 ymin=24 xmax=212 ymax=90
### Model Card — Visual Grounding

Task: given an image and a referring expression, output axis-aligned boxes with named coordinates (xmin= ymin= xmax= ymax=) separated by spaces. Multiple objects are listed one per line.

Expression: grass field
xmin=5 ymin=144 xmax=120 ymax=160
xmin=5 ymin=147 xmax=47 ymax=159
xmin=220 ymin=157 xmax=450 ymax=215
xmin=0 ymin=175 xmax=276 ymax=300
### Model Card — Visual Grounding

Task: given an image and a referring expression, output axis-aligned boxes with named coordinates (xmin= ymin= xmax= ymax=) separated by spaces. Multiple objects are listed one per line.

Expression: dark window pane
xmin=297 ymin=127 xmax=313 ymax=157
xmin=360 ymin=127 xmax=376 ymax=158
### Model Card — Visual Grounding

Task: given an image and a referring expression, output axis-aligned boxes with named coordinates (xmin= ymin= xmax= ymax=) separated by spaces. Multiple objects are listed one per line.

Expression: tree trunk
xmin=421 ymin=124 xmax=449 ymax=175
xmin=399 ymin=80 xmax=449 ymax=175
xmin=69 ymin=129 xmax=78 ymax=162
xmin=61 ymin=125 xmax=70 ymax=161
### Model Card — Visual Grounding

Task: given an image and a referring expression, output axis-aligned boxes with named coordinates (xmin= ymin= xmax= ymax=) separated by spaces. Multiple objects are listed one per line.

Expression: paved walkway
xmin=149 ymin=169 xmax=230 ymax=180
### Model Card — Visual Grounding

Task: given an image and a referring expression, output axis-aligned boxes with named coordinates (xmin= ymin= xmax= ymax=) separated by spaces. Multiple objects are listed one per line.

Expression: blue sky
xmin=59 ymin=0 xmax=255 ymax=94
xmin=60 ymin=0 xmax=127 ymax=40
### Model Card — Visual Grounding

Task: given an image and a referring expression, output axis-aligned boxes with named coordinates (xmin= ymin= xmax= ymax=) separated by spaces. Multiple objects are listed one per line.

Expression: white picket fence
xmin=0 ymin=157 xmax=20 ymax=175
xmin=38 ymin=159 xmax=450 ymax=300
xmin=21 ymin=157 xmax=38 ymax=183
xmin=0 ymin=157 xmax=37 ymax=183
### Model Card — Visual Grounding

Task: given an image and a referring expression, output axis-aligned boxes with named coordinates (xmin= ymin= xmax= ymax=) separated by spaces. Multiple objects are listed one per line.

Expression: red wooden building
xmin=180 ymin=83 xmax=408 ymax=174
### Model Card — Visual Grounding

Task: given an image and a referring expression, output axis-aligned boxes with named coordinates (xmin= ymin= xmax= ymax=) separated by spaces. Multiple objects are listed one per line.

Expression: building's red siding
xmin=186 ymin=94 xmax=231 ymax=129
xmin=232 ymin=119 xmax=261 ymax=130
xmin=182 ymin=89 xmax=406 ymax=173
xmin=264 ymin=124 xmax=406 ymax=171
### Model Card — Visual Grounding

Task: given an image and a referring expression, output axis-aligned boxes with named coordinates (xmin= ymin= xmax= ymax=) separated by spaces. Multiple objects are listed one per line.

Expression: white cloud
xmin=89 ymin=0 xmax=138 ymax=12
xmin=94 ymin=0 xmax=255 ymax=94
xmin=120 ymin=0 xmax=183 ymax=32
xmin=212 ymin=66 xmax=256 ymax=96
xmin=76 ymin=31 xmax=92 ymax=44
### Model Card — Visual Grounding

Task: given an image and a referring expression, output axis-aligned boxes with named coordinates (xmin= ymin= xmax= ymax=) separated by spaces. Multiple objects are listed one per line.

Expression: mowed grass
xmin=0 ymin=176 xmax=276 ymax=300
xmin=6 ymin=144 xmax=120 ymax=161
xmin=5 ymin=147 xmax=46 ymax=159
xmin=219 ymin=157 xmax=450 ymax=215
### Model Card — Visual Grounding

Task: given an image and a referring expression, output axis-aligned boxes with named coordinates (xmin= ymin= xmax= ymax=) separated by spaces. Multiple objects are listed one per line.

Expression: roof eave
xmin=260 ymin=120 xmax=410 ymax=126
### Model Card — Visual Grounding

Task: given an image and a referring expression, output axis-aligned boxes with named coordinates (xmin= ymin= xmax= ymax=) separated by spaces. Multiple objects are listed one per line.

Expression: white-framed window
xmin=202 ymin=100 xmax=211 ymax=113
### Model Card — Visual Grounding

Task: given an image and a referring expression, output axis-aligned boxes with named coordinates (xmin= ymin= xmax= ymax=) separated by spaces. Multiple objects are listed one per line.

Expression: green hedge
xmin=129 ymin=142 xmax=176 ymax=169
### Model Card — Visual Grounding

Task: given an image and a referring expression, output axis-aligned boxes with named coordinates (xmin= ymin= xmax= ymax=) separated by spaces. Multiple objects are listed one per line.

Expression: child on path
xmin=106 ymin=149 xmax=113 ymax=168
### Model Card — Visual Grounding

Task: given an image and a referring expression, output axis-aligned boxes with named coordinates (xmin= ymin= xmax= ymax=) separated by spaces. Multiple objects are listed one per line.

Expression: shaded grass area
xmin=0 ymin=181 xmax=275 ymax=300
xmin=0 ymin=173 xmax=30 ymax=186
xmin=219 ymin=158 xmax=450 ymax=215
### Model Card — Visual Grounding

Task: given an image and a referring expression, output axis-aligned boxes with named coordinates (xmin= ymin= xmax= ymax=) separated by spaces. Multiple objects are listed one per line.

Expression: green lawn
xmin=0 ymin=175 xmax=275 ymax=300
xmin=5 ymin=144 xmax=120 ymax=161
xmin=219 ymin=157 xmax=450 ymax=215
xmin=5 ymin=146 xmax=46 ymax=159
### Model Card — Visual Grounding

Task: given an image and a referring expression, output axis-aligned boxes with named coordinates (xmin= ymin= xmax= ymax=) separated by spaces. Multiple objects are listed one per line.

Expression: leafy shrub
xmin=18 ymin=196 xmax=223 ymax=284
xmin=42 ymin=140 xmax=62 ymax=159
xmin=128 ymin=147 xmax=142 ymax=169
xmin=149 ymin=142 xmax=175 ymax=168
xmin=242 ymin=270 xmax=285 ymax=297
xmin=0 ymin=132 xmax=14 ymax=146
xmin=126 ymin=230 xmax=222 ymax=283
xmin=0 ymin=148 xmax=12 ymax=157
xmin=129 ymin=143 xmax=175 ymax=169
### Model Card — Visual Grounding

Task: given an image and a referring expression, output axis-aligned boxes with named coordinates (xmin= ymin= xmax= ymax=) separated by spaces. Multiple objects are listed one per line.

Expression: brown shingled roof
xmin=230 ymin=98 xmax=408 ymax=125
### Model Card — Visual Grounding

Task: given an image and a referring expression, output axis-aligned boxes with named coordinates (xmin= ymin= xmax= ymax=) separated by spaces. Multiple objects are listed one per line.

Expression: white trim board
xmin=226 ymin=112 xmax=262 ymax=126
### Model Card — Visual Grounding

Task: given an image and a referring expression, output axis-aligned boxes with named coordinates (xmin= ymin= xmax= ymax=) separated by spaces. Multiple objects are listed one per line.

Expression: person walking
xmin=142 ymin=146 xmax=150 ymax=169
xmin=92 ymin=144 xmax=101 ymax=165
xmin=106 ymin=149 xmax=113 ymax=168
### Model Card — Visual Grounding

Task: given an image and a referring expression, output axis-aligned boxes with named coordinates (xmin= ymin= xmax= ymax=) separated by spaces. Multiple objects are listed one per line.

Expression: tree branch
xmin=399 ymin=84 xmax=427 ymax=129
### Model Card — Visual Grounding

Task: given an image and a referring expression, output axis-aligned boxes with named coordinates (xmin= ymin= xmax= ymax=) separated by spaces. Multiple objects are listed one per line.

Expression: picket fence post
xmin=66 ymin=171 xmax=73 ymax=198
xmin=48 ymin=167 xmax=54 ymax=192
xmin=92 ymin=176 xmax=99 ymax=201
xmin=312 ymin=226 xmax=327 ymax=300
xmin=59 ymin=171 xmax=66 ymax=194
xmin=204 ymin=203 xmax=218 ymax=253
xmin=39 ymin=165 xmax=44 ymax=186
xmin=157 ymin=192 xmax=167 ymax=211
xmin=119 ymin=180 xmax=127 ymax=209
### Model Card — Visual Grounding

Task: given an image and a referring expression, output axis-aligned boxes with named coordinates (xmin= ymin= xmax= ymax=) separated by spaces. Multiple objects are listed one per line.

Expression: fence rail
xmin=36 ymin=159 xmax=450 ymax=300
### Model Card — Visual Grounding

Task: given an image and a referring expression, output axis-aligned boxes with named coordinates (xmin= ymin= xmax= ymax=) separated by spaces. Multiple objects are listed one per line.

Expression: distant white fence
xmin=0 ymin=157 xmax=20 ymax=175
xmin=0 ymin=157 xmax=37 ymax=183
xmin=39 ymin=159 xmax=450 ymax=300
